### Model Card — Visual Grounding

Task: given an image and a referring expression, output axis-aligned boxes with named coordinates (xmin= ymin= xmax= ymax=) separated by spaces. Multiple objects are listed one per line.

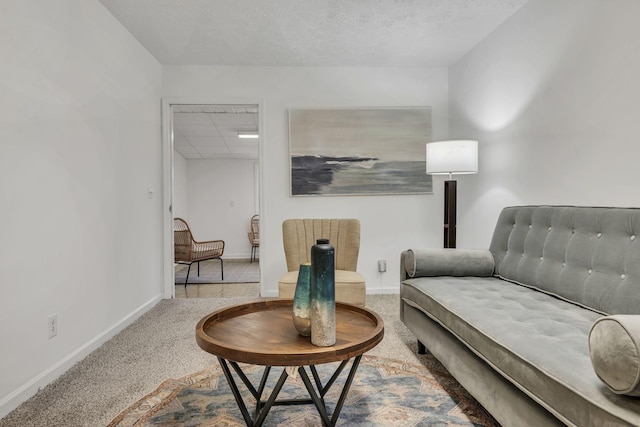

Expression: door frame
xmin=161 ymin=97 xmax=264 ymax=299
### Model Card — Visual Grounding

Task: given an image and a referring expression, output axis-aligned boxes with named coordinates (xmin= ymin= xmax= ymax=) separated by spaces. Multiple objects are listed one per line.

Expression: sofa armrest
xmin=403 ymin=248 xmax=495 ymax=278
xmin=400 ymin=250 xmax=410 ymax=281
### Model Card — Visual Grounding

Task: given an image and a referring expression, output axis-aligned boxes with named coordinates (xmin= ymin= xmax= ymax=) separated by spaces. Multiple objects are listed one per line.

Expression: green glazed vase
xmin=310 ymin=238 xmax=336 ymax=346
xmin=292 ymin=262 xmax=312 ymax=336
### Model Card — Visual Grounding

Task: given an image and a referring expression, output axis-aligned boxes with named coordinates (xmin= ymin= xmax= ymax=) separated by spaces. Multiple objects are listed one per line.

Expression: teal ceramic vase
xmin=310 ymin=238 xmax=336 ymax=346
xmin=292 ymin=263 xmax=312 ymax=336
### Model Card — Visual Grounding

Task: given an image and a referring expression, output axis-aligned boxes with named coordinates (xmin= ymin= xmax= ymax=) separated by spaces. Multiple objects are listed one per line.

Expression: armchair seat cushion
xmin=279 ymin=270 xmax=366 ymax=306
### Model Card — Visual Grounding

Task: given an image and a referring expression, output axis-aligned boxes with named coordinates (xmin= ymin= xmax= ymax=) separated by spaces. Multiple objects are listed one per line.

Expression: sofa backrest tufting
xmin=489 ymin=206 xmax=640 ymax=315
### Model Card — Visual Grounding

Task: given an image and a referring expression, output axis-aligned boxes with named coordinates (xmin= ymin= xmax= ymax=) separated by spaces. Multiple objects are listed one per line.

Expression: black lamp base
xmin=444 ymin=180 xmax=457 ymax=248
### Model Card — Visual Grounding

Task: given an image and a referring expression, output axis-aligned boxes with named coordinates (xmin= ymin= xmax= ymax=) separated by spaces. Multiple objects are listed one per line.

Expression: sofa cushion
xmin=590 ymin=315 xmax=640 ymax=396
xmin=401 ymin=277 xmax=640 ymax=426
xmin=489 ymin=206 xmax=640 ymax=315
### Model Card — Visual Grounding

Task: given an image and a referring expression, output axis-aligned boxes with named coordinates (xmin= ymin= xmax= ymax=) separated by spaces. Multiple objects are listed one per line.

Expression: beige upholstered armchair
xmin=278 ymin=218 xmax=366 ymax=306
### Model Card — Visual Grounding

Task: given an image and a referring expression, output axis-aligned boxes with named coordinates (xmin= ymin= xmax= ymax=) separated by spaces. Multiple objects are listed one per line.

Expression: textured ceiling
xmin=100 ymin=1 xmax=529 ymax=160
xmin=99 ymin=0 xmax=528 ymax=67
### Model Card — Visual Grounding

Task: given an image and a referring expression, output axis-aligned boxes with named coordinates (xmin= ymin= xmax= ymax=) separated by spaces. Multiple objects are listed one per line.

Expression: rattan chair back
xmin=248 ymin=215 xmax=260 ymax=262
xmin=173 ymin=218 xmax=225 ymax=284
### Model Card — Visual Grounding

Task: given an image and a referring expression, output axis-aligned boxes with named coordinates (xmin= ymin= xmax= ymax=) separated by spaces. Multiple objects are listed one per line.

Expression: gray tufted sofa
xmin=400 ymin=206 xmax=640 ymax=426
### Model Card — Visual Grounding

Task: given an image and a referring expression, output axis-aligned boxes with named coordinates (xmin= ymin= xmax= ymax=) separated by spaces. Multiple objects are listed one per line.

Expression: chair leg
xmin=219 ymin=258 xmax=224 ymax=280
xmin=197 ymin=261 xmax=200 ymax=276
xmin=184 ymin=263 xmax=192 ymax=288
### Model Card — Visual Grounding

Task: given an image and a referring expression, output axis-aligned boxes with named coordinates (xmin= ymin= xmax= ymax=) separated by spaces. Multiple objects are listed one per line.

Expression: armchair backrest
xmin=282 ymin=218 xmax=360 ymax=272
xmin=250 ymin=214 xmax=259 ymax=242
xmin=174 ymin=218 xmax=193 ymax=261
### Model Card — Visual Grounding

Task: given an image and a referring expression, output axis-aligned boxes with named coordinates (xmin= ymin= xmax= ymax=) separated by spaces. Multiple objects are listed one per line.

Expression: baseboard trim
xmin=0 ymin=294 xmax=162 ymax=419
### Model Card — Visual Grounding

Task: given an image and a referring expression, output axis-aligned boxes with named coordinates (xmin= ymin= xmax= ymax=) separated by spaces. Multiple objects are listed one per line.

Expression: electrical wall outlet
xmin=378 ymin=260 xmax=387 ymax=273
xmin=48 ymin=314 xmax=57 ymax=339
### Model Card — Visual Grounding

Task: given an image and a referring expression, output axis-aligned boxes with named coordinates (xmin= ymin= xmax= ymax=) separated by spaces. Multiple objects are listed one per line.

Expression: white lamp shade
xmin=426 ymin=140 xmax=478 ymax=175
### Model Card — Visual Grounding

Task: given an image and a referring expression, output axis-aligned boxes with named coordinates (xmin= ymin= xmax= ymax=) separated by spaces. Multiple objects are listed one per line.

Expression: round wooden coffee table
xmin=196 ymin=299 xmax=384 ymax=427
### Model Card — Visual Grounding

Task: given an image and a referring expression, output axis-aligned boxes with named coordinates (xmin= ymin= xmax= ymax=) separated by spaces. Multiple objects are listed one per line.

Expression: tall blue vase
xmin=292 ymin=263 xmax=312 ymax=336
xmin=310 ymin=238 xmax=336 ymax=346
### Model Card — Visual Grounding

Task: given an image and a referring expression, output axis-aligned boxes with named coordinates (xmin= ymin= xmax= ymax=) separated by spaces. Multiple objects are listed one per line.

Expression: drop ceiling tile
xmin=194 ymin=145 xmax=230 ymax=154
xmin=224 ymin=137 xmax=259 ymax=147
xmin=175 ymin=145 xmax=199 ymax=154
xmin=170 ymin=105 xmax=260 ymax=160
xmin=186 ymin=136 xmax=227 ymax=146
xmin=209 ymin=113 xmax=258 ymax=126
xmin=173 ymin=113 xmax=213 ymax=125
xmin=176 ymin=125 xmax=222 ymax=137
xmin=218 ymin=126 xmax=258 ymax=138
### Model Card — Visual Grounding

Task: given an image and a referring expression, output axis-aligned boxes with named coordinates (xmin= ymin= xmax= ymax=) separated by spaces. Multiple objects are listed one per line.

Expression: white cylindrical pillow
xmin=589 ymin=315 xmax=640 ymax=396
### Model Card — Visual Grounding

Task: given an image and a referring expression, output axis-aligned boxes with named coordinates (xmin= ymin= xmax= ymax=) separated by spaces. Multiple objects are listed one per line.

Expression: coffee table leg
xmin=218 ymin=358 xmax=288 ymax=427
xmin=218 ymin=358 xmax=253 ymax=426
xmin=227 ymin=361 xmax=272 ymax=418
xmin=298 ymin=355 xmax=363 ymax=427
xmin=331 ymin=355 xmax=362 ymax=425
xmin=253 ymin=369 xmax=289 ymax=427
xmin=311 ymin=359 xmax=349 ymax=396
xmin=218 ymin=356 xmax=363 ymax=427
xmin=297 ymin=366 xmax=332 ymax=426
xmin=254 ymin=366 xmax=272 ymax=417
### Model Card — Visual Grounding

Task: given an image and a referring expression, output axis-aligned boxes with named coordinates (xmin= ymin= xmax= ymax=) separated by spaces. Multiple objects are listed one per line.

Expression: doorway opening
xmin=162 ymin=99 xmax=263 ymax=299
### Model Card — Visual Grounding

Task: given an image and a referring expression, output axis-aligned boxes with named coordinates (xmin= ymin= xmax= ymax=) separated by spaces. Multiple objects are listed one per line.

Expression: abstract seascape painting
xmin=289 ymin=107 xmax=432 ymax=196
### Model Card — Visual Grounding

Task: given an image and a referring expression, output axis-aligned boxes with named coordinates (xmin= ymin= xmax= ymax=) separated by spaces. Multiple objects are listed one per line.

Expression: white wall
xmin=172 ymin=150 xmax=188 ymax=219
xmin=449 ymin=0 xmax=640 ymax=248
xmin=0 ymin=0 xmax=163 ymax=416
xmin=163 ymin=66 xmax=449 ymax=296
xmin=186 ymin=159 xmax=258 ymax=258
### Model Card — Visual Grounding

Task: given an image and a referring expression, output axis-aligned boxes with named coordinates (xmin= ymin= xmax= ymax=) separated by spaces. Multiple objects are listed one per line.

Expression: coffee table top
xmin=196 ymin=299 xmax=384 ymax=366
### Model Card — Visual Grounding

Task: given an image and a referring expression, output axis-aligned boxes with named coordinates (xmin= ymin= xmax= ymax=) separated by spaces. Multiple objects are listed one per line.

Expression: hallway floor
xmin=174 ymin=282 xmax=260 ymax=298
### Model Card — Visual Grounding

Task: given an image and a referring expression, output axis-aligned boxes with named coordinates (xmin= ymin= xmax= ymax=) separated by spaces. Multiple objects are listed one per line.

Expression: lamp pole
xmin=444 ymin=179 xmax=457 ymax=248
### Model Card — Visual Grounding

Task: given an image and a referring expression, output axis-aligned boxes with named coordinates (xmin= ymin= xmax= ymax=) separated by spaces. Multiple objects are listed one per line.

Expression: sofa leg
xmin=417 ymin=340 xmax=427 ymax=354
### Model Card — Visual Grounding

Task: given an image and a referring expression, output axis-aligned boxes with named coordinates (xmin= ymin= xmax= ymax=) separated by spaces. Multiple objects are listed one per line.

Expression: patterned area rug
xmin=109 ymin=355 xmax=498 ymax=426
xmin=175 ymin=259 xmax=259 ymax=285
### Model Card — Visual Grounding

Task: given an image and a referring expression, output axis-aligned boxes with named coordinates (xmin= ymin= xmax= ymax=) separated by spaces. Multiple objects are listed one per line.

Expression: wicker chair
xmin=174 ymin=218 xmax=225 ymax=287
xmin=277 ymin=218 xmax=366 ymax=306
xmin=248 ymin=214 xmax=260 ymax=263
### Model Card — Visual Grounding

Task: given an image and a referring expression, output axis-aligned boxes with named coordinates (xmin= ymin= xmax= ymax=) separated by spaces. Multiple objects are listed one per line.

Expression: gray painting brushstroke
xmin=290 ymin=108 xmax=433 ymax=196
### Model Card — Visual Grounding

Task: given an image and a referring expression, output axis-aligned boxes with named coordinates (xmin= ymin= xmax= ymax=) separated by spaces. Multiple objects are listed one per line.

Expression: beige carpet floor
xmin=0 ymin=295 xmax=492 ymax=427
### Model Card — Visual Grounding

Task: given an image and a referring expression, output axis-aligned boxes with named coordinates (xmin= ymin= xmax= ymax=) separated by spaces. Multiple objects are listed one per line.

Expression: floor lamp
xmin=426 ymin=140 xmax=478 ymax=248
